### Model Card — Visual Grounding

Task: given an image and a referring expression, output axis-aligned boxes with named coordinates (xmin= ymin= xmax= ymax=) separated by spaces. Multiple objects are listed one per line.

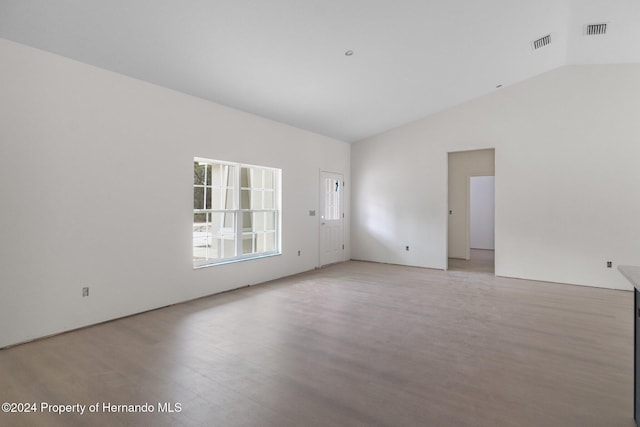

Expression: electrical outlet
xmin=607 ymin=261 xmax=612 ymax=268
xmin=298 ymin=250 xmax=301 ymax=256
xmin=405 ymin=246 xmax=410 ymax=251
xmin=82 ymin=287 xmax=89 ymax=297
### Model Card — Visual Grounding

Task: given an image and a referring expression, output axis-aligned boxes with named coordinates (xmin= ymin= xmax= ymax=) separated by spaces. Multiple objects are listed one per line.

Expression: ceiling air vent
xmin=585 ymin=23 xmax=607 ymax=36
xmin=532 ymin=34 xmax=551 ymax=51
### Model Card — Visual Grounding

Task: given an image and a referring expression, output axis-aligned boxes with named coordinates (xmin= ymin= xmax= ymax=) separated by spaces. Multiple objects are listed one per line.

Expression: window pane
xmin=210 ymin=212 xmax=236 ymax=259
xmin=223 ymin=212 xmax=235 ymax=228
xmin=194 ymin=162 xmax=206 ymax=185
xmin=209 ymin=186 xmax=221 ymax=209
xmin=252 ymin=168 xmax=263 ymax=188
xmin=264 ymin=232 xmax=276 ymax=252
xmin=264 ymin=190 xmax=275 ymax=209
xmin=265 ymin=212 xmax=275 ymax=231
xmin=242 ymin=212 xmax=253 ymax=231
xmin=253 ymin=212 xmax=265 ymax=232
xmin=193 ymin=213 xmax=209 ymax=260
xmin=194 ymin=187 xmax=205 ymax=209
xmin=325 ymin=178 xmax=332 ymax=193
xmin=216 ymin=187 xmax=237 ymax=209
xmin=240 ymin=167 xmax=250 ymax=188
xmin=208 ymin=212 xmax=222 ymax=259
xmin=264 ymin=170 xmax=275 ymax=190
xmin=204 ymin=187 xmax=212 ymax=209
xmin=211 ymin=212 xmax=235 ymax=234
xmin=206 ymin=165 xmax=213 ymax=185
xmin=242 ymin=233 xmax=256 ymax=255
xmin=252 ymin=190 xmax=263 ymax=209
xmin=221 ymin=237 xmax=236 ymax=257
xmin=225 ymin=189 xmax=236 ymax=209
xmin=207 ymin=164 xmax=222 ymax=187
xmin=240 ymin=189 xmax=251 ymax=209
xmin=224 ymin=165 xmax=236 ymax=187
xmin=323 ymin=178 xmax=340 ymax=220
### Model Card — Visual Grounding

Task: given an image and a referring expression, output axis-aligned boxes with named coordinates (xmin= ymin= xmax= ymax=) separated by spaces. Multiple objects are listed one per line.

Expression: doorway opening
xmin=447 ymin=149 xmax=495 ymax=274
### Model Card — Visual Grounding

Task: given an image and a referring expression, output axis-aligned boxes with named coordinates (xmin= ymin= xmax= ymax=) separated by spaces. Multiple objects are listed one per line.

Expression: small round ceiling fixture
xmin=345 ymin=50 xmax=354 ymax=56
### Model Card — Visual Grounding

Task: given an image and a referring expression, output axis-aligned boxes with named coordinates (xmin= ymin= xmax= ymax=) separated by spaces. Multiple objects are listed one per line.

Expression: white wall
xmin=0 ymin=38 xmax=350 ymax=348
xmin=470 ymin=176 xmax=495 ymax=251
xmin=352 ymin=64 xmax=640 ymax=290
xmin=448 ymin=149 xmax=495 ymax=259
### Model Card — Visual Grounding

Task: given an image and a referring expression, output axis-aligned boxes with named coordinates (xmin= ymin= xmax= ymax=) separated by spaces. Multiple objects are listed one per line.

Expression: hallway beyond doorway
xmin=449 ymin=249 xmax=494 ymax=274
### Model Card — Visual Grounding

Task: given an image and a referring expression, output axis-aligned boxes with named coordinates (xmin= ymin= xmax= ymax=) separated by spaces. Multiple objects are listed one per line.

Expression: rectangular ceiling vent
xmin=531 ymin=34 xmax=551 ymax=51
xmin=585 ymin=23 xmax=607 ymax=36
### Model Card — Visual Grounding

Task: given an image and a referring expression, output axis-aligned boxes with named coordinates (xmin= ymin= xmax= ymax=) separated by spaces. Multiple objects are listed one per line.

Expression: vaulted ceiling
xmin=1 ymin=0 xmax=638 ymax=142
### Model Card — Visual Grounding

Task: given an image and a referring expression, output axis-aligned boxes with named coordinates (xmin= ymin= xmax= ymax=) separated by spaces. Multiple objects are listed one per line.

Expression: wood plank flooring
xmin=0 ymin=255 xmax=634 ymax=426
xmin=449 ymin=248 xmax=496 ymax=274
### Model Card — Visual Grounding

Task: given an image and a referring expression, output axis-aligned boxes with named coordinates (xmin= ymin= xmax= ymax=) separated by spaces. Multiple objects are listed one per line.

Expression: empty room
xmin=1 ymin=0 xmax=640 ymax=426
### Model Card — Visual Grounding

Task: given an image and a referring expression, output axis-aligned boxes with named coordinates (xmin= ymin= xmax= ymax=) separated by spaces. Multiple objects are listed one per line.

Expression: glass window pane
xmin=221 ymin=237 xmax=236 ymax=258
xmin=242 ymin=212 xmax=253 ymax=231
xmin=252 ymin=168 xmax=263 ymax=188
xmin=205 ymin=187 xmax=213 ymax=209
xmin=264 ymin=232 xmax=276 ymax=252
xmin=194 ymin=162 xmax=206 ymax=185
xmin=242 ymin=233 xmax=256 ymax=255
xmin=211 ymin=163 xmax=223 ymax=187
xmin=205 ymin=164 xmax=216 ymax=185
xmin=194 ymin=187 xmax=205 ymax=209
xmin=252 ymin=212 xmax=264 ymax=232
xmin=208 ymin=187 xmax=221 ymax=209
xmin=223 ymin=212 xmax=235 ymax=229
xmin=240 ymin=167 xmax=250 ymax=188
xmin=265 ymin=212 xmax=275 ymax=231
xmin=252 ymin=190 xmax=263 ymax=209
xmin=209 ymin=213 xmax=223 ymax=259
xmin=254 ymin=232 xmax=263 ymax=253
xmin=224 ymin=165 xmax=236 ymax=187
xmin=225 ymin=189 xmax=236 ymax=209
xmin=210 ymin=212 xmax=236 ymax=259
xmin=240 ymin=189 xmax=251 ymax=209
xmin=264 ymin=190 xmax=275 ymax=209
xmin=193 ymin=213 xmax=209 ymax=260
xmin=208 ymin=212 xmax=221 ymax=232
xmin=211 ymin=187 xmax=236 ymax=210
xmin=322 ymin=178 xmax=341 ymax=220
xmin=213 ymin=212 xmax=232 ymax=232
xmin=264 ymin=170 xmax=275 ymax=190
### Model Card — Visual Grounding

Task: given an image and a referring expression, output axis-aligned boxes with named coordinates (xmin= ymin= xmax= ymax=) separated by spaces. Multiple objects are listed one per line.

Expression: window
xmin=193 ymin=158 xmax=281 ymax=267
xmin=322 ymin=177 xmax=341 ymax=220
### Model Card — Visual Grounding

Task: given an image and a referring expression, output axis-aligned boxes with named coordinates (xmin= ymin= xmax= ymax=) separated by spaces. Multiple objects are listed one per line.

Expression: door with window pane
xmin=319 ymin=171 xmax=344 ymax=266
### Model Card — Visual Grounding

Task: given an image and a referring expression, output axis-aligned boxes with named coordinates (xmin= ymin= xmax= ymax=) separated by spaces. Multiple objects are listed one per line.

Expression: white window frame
xmin=193 ymin=157 xmax=281 ymax=268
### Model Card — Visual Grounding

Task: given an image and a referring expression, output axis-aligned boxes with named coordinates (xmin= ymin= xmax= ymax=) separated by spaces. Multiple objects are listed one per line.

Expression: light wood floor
xmin=449 ymin=248 xmax=495 ymax=274
xmin=0 ymin=258 xmax=634 ymax=427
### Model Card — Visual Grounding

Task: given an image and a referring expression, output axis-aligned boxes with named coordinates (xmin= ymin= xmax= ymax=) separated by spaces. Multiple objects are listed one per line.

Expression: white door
xmin=319 ymin=171 xmax=344 ymax=266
